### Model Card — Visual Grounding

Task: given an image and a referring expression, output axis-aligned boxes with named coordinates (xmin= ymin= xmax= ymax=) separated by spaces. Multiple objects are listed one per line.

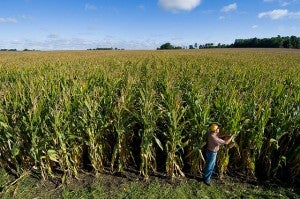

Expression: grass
xmin=0 ymin=169 xmax=298 ymax=199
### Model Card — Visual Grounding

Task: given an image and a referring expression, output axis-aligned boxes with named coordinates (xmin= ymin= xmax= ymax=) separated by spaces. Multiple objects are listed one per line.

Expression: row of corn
xmin=0 ymin=50 xmax=299 ymax=184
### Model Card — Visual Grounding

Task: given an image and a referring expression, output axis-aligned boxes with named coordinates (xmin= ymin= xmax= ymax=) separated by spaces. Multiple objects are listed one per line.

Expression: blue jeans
xmin=203 ymin=149 xmax=217 ymax=183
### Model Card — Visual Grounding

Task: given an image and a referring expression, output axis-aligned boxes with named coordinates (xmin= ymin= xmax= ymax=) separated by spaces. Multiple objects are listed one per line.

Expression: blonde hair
xmin=210 ymin=123 xmax=218 ymax=132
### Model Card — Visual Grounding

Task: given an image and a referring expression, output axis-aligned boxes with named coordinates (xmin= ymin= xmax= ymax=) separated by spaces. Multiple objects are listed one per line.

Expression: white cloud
xmin=252 ymin=25 xmax=258 ymax=28
xmin=1 ymin=36 xmax=163 ymax=50
xmin=258 ymin=9 xmax=288 ymax=19
xmin=158 ymin=0 xmax=202 ymax=12
xmin=258 ymin=9 xmax=300 ymax=19
xmin=0 ymin=18 xmax=17 ymax=23
xmin=85 ymin=3 xmax=97 ymax=11
xmin=221 ymin=3 xmax=237 ymax=13
xmin=263 ymin=0 xmax=300 ymax=6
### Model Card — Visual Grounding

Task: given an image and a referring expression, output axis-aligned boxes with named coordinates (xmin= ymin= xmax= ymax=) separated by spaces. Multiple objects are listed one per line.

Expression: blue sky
xmin=0 ymin=0 xmax=299 ymax=50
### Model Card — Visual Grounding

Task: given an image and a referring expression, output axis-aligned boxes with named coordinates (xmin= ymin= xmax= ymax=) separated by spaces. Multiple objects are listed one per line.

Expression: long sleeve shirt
xmin=207 ymin=132 xmax=226 ymax=152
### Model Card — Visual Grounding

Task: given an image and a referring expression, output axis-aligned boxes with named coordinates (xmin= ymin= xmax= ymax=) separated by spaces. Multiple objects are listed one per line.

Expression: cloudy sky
xmin=0 ymin=0 xmax=299 ymax=50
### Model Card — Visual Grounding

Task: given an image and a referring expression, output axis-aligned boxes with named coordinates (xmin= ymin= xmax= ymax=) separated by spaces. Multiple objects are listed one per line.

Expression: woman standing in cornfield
xmin=202 ymin=123 xmax=236 ymax=186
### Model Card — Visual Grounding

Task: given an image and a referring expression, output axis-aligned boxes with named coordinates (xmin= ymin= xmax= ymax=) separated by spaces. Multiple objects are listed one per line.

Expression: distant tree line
xmin=158 ymin=35 xmax=300 ymax=50
xmin=156 ymin=43 xmax=183 ymax=50
xmin=0 ymin=49 xmax=17 ymax=51
xmin=87 ymin=47 xmax=124 ymax=51
xmin=232 ymin=35 xmax=299 ymax=48
xmin=23 ymin=49 xmax=37 ymax=51
xmin=0 ymin=49 xmax=38 ymax=52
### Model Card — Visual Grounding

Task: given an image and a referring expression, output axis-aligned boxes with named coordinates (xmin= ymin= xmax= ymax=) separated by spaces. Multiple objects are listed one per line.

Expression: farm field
xmin=0 ymin=49 xmax=299 ymax=197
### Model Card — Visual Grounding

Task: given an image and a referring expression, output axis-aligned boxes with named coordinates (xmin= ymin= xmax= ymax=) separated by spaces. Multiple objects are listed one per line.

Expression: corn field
xmin=0 ymin=49 xmax=299 ymax=184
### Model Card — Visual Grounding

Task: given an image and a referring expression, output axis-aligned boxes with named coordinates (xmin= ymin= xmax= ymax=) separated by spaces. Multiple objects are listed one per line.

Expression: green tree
xmin=158 ymin=43 xmax=174 ymax=50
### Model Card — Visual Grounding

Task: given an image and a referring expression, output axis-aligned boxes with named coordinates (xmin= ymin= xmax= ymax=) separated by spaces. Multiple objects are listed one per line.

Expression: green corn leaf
xmin=154 ymin=136 xmax=163 ymax=151
xmin=0 ymin=121 xmax=9 ymax=129
xmin=12 ymin=145 xmax=20 ymax=157
xmin=47 ymin=149 xmax=59 ymax=162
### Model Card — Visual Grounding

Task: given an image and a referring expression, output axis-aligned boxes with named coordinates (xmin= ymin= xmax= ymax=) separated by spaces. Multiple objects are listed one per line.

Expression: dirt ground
xmin=36 ymin=166 xmax=298 ymax=196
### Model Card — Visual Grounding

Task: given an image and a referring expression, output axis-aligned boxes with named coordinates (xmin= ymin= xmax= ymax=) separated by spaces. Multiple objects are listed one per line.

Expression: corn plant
xmin=158 ymin=83 xmax=188 ymax=179
xmin=184 ymin=90 xmax=211 ymax=176
xmin=135 ymin=84 xmax=162 ymax=179
xmin=110 ymin=77 xmax=136 ymax=173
